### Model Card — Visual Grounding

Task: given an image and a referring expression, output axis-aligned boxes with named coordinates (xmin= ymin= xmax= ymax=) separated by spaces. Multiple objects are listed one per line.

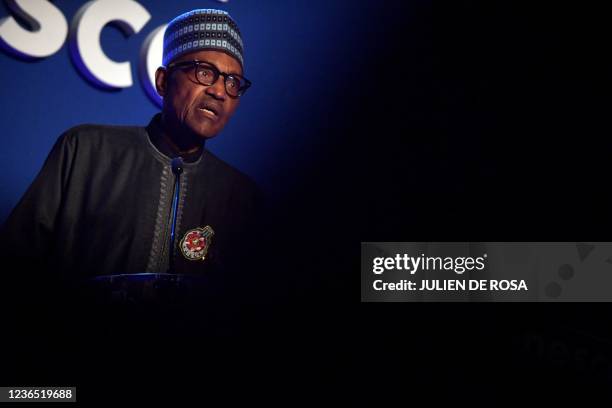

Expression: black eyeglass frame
xmin=166 ymin=60 xmax=252 ymax=98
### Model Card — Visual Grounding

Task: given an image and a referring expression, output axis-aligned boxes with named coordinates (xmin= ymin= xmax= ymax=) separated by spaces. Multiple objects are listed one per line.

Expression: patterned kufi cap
xmin=162 ymin=9 xmax=244 ymax=68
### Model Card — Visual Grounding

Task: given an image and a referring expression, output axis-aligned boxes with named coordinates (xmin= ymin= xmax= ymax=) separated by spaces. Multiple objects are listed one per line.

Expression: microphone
xmin=168 ymin=157 xmax=184 ymax=273
xmin=171 ymin=157 xmax=184 ymax=176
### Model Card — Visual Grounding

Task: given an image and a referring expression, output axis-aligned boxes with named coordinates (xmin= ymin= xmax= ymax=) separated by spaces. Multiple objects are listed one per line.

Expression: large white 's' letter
xmin=0 ymin=0 xmax=68 ymax=58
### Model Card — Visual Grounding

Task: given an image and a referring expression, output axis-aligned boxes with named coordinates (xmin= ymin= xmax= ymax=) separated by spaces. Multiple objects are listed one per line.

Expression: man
xmin=0 ymin=9 xmax=259 ymax=287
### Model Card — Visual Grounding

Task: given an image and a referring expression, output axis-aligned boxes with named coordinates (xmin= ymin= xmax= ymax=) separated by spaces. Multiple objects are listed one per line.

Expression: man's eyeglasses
xmin=166 ymin=60 xmax=252 ymax=98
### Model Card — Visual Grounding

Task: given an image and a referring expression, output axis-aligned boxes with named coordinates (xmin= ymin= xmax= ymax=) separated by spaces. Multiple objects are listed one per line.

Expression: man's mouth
xmin=197 ymin=103 xmax=219 ymax=118
xmin=198 ymin=107 xmax=216 ymax=117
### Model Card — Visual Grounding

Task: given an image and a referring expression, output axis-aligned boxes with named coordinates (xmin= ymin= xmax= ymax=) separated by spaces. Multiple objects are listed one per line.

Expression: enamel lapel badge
xmin=179 ymin=226 xmax=215 ymax=261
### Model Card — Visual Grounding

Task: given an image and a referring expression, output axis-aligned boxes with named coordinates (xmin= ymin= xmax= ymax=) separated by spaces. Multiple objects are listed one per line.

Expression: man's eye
xmin=227 ymin=77 xmax=239 ymax=88
xmin=198 ymin=69 xmax=214 ymax=79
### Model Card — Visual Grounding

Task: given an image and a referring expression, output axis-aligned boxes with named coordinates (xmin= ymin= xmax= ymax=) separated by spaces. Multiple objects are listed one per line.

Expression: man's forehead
xmin=173 ymin=50 xmax=243 ymax=74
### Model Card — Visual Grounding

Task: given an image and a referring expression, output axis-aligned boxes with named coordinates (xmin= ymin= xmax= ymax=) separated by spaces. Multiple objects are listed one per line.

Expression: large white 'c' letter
xmin=0 ymin=0 xmax=68 ymax=59
xmin=69 ymin=0 xmax=150 ymax=89
xmin=139 ymin=24 xmax=166 ymax=107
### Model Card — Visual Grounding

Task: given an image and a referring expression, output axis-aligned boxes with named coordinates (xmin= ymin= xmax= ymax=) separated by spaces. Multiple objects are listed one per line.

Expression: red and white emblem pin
xmin=179 ymin=226 xmax=214 ymax=261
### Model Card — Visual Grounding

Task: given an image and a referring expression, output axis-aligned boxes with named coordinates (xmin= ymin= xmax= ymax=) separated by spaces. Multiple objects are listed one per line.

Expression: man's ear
xmin=155 ymin=67 xmax=167 ymax=97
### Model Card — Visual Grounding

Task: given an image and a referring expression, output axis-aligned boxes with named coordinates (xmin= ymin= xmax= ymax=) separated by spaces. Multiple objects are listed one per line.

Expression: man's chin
xmin=194 ymin=129 xmax=218 ymax=140
xmin=186 ymin=123 xmax=218 ymax=141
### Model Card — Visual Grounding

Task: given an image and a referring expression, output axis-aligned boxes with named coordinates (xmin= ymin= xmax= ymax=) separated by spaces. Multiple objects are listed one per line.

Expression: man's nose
xmin=205 ymin=78 xmax=226 ymax=101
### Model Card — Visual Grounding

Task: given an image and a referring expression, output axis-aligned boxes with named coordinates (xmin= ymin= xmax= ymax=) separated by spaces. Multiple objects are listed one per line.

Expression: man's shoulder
xmin=60 ymin=123 xmax=144 ymax=147
xmin=202 ymin=148 xmax=258 ymax=192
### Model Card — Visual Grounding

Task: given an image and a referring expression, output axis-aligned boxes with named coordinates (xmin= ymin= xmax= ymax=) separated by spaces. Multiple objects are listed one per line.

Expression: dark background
xmin=2 ymin=0 xmax=612 ymax=405
xmin=350 ymin=1 xmax=612 ymax=405
xmin=319 ymin=0 xmax=612 ymax=405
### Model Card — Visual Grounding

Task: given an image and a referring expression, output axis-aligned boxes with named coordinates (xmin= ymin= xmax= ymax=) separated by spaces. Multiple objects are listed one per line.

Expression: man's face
xmin=155 ymin=50 xmax=242 ymax=140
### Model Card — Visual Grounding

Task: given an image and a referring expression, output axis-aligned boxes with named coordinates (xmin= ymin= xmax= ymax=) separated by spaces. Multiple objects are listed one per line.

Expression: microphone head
xmin=171 ymin=157 xmax=184 ymax=175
